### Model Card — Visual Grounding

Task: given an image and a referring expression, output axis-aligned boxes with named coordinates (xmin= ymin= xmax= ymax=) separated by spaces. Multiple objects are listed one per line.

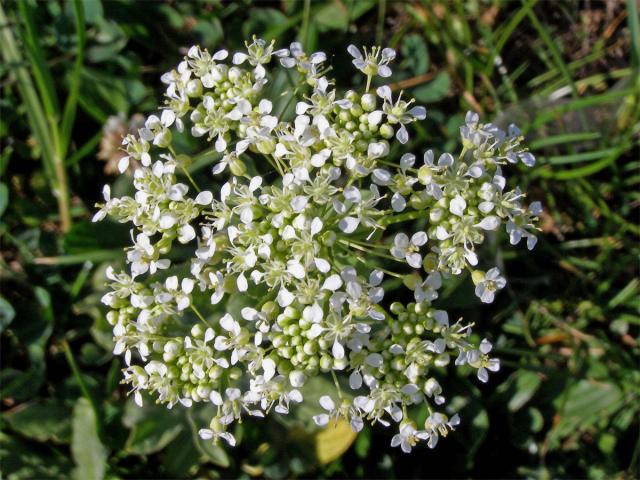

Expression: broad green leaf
xmin=125 ymin=418 xmax=183 ymax=455
xmin=188 ymin=408 xmax=230 ymax=468
xmin=0 ymin=182 xmax=8 ymax=217
xmin=401 ymin=34 xmax=429 ymax=75
xmin=0 ymin=431 xmax=73 ymax=479
xmin=0 ymin=295 xmax=15 ymax=333
xmin=413 ymin=72 xmax=451 ymax=103
xmin=315 ymin=0 xmax=349 ymax=32
xmin=508 ymin=371 xmax=541 ymax=412
xmin=162 ymin=430 xmax=201 ymax=478
xmin=549 ymin=380 xmax=624 ymax=446
xmin=80 ymin=0 xmax=103 ymax=24
xmin=71 ymin=398 xmax=108 ymax=480
xmin=3 ymin=399 xmax=72 ymax=443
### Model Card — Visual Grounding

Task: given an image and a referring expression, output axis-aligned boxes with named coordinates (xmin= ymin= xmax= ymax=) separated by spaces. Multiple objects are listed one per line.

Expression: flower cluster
xmin=95 ymin=37 xmax=540 ymax=453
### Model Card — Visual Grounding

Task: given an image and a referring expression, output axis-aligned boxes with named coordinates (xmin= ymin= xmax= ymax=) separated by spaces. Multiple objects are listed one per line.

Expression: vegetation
xmin=1 ymin=1 xmax=638 ymax=478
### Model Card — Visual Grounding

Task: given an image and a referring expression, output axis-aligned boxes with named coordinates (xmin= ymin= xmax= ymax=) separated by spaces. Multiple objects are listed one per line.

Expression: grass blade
xmin=60 ymin=0 xmax=86 ymax=160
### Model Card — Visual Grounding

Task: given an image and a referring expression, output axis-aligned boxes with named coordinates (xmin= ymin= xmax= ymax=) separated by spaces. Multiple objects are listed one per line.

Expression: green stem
xmin=181 ymin=165 xmax=201 ymax=192
xmin=338 ymin=239 xmax=400 ymax=262
xmin=379 ymin=210 xmax=423 ymax=226
xmin=375 ymin=0 xmax=386 ymax=46
xmin=0 ymin=4 xmax=71 ymax=232
xmin=62 ymin=339 xmax=103 ymax=436
xmin=191 ymin=304 xmax=213 ymax=328
xmin=330 ymin=370 xmax=343 ymax=400
xmin=300 ymin=0 xmax=311 ymax=47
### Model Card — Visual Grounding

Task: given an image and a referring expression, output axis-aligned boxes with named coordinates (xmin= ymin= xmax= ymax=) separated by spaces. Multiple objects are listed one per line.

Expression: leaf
xmin=401 ymin=34 xmax=429 ymax=75
xmin=125 ymin=418 xmax=183 ymax=455
xmin=413 ymin=72 xmax=451 ymax=103
xmin=242 ymin=8 xmax=288 ymax=39
xmin=195 ymin=434 xmax=231 ymax=468
xmin=63 ymin=220 xmax=129 ymax=254
xmin=549 ymin=380 xmax=624 ymax=446
xmin=315 ymin=0 xmax=349 ymax=32
xmin=314 ymin=419 xmax=357 ymax=465
xmin=508 ymin=371 xmax=541 ymax=412
xmin=3 ymin=399 xmax=72 ymax=443
xmin=80 ymin=0 xmax=103 ymax=24
xmin=162 ymin=430 xmax=201 ymax=478
xmin=5 ymin=286 xmax=54 ymax=401
xmin=0 ymin=295 xmax=15 ymax=333
xmin=71 ymin=398 xmax=108 ymax=480
xmin=188 ymin=407 xmax=230 ymax=468
xmin=193 ymin=18 xmax=223 ymax=47
xmin=0 ymin=431 xmax=73 ymax=479
xmin=0 ymin=182 xmax=8 ymax=217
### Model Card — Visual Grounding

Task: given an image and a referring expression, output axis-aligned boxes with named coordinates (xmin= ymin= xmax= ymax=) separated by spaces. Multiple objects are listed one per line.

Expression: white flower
xmin=347 ymin=45 xmax=396 ymax=78
xmin=390 ymin=232 xmax=428 ymax=268
xmin=391 ymin=423 xmax=429 ymax=453
xmin=474 ymin=267 xmax=506 ymax=303
xmin=198 ymin=428 xmax=236 ymax=446
xmin=95 ymin=39 xmax=540 ymax=454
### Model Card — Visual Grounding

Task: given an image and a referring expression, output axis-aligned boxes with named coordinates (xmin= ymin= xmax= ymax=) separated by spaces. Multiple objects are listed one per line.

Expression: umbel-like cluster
xmin=94 ymin=38 xmax=540 ymax=453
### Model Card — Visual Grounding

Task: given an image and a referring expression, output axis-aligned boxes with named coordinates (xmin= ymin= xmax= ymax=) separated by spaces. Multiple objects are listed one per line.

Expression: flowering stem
xmin=331 ymin=370 xmax=343 ymax=400
xmin=376 ymin=0 xmax=386 ymax=46
xmin=299 ymin=0 xmax=311 ymax=48
xmin=379 ymin=210 xmax=423 ymax=226
xmin=191 ymin=304 xmax=213 ymax=328
xmin=339 ymin=236 xmax=388 ymax=250
xmin=352 ymin=254 xmax=402 ymax=278
xmin=169 ymin=145 xmax=201 ymax=191
xmin=181 ymin=166 xmax=201 ymax=192
xmin=62 ymin=339 xmax=103 ymax=436
xmin=338 ymin=239 xmax=400 ymax=262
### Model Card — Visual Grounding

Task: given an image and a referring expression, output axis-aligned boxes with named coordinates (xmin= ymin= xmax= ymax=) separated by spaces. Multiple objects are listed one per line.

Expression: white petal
xmin=349 ymin=370 xmax=363 ymax=389
xmin=391 ymin=193 xmax=406 ymax=212
xmin=332 ymin=340 xmax=345 ymax=359
xmin=319 ymin=395 xmax=335 ymax=411
xmin=322 ymin=274 xmax=343 ymax=291
xmin=277 ymin=288 xmax=295 ymax=307
xmin=195 ymin=191 xmax=213 ymax=205
xmin=477 ymin=216 xmax=500 ymax=231
xmin=449 ymin=195 xmax=467 ymax=217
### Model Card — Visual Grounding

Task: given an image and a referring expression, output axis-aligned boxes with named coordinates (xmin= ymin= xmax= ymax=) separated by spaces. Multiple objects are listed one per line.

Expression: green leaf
xmin=0 ymin=182 xmax=8 ymax=217
xmin=71 ymin=398 xmax=108 ymax=480
xmin=3 ymin=399 xmax=72 ymax=443
xmin=187 ymin=408 xmax=230 ymax=468
xmin=0 ymin=431 xmax=73 ymax=479
xmin=125 ymin=418 xmax=183 ymax=455
xmin=315 ymin=0 xmax=349 ymax=32
xmin=413 ymin=72 xmax=450 ymax=103
xmin=549 ymin=380 xmax=624 ymax=446
xmin=508 ymin=371 xmax=541 ymax=412
xmin=80 ymin=0 xmax=103 ymax=24
xmin=400 ymin=34 xmax=429 ymax=75
xmin=0 ymin=295 xmax=15 ymax=333
xmin=162 ymin=430 xmax=202 ymax=477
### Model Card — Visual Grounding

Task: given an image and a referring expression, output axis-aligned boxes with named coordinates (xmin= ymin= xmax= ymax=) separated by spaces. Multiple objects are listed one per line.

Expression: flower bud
xmin=361 ymin=93 xmax=376 ymax=111
xmin=379 ymin=123 xmax=394 ymax=139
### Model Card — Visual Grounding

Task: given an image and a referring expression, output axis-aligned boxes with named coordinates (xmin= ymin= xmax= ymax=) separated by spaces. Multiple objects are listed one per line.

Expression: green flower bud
xmin=186 ymin=79 xmax=203 ymax=97
xmin=361 ymin=93 xmax=376 ymax=111
xmin=230 ymin=157 xmax=247 ymax=176
xmin=379 ymin=123 xmax=394 ymax=139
